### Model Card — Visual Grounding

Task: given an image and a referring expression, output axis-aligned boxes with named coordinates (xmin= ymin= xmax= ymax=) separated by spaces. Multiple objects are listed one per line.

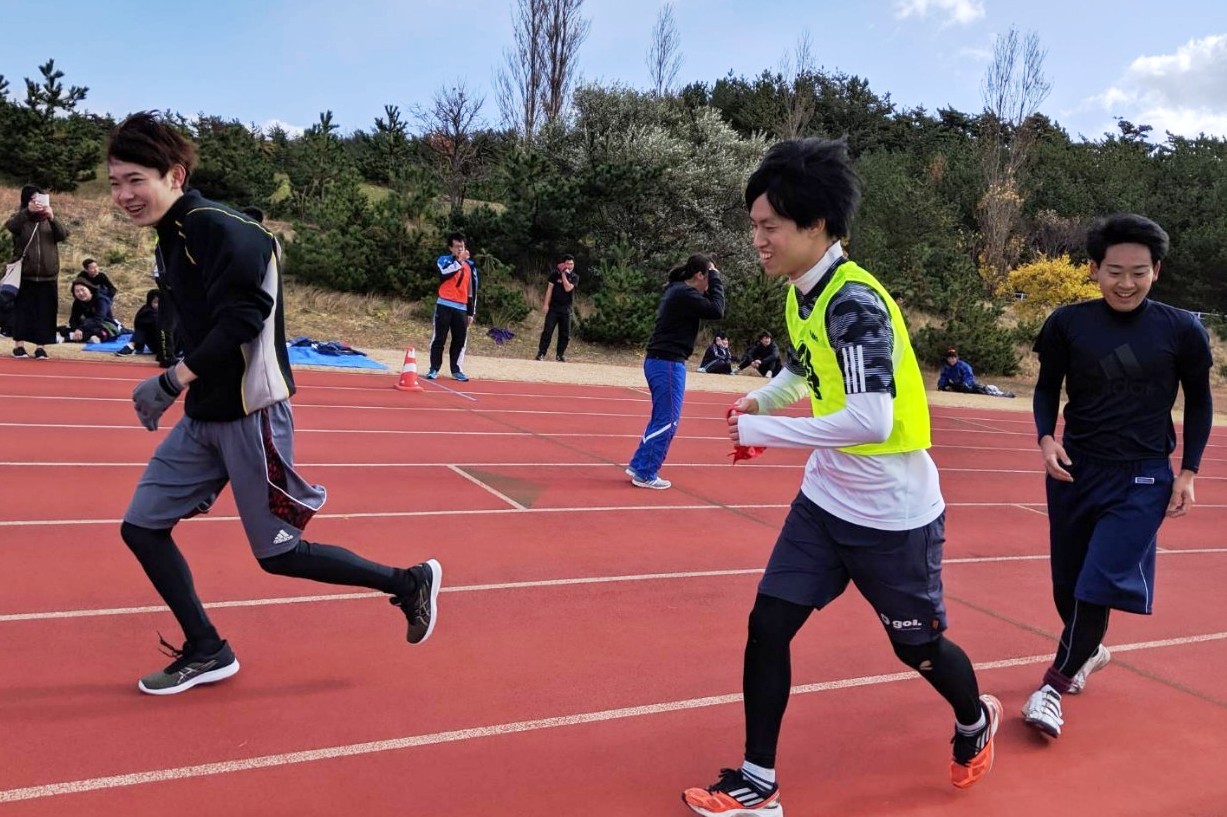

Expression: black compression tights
xmin=1051 ymin=594 xmax=1111 ymax=682
xmin=890 ymin=636 xmax=982 ymax=725
xmin=121 ymin=522 xmax=220 ymax=649
xmin=258 ymin=539 xmax=409 ymax=596
xmin=122 ymin=523 xmax=412 ymax=649
xmin=742 ymin=594 xmax=985 ymax=768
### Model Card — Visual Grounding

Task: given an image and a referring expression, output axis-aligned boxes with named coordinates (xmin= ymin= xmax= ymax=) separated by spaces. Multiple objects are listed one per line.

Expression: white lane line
xmin=8 ymin=550 xmax=1227 ymax=623
xmin=25 ymin=501 xmax=1227 ymax=529
xmin=448 ymin=464 xmax=526 ymax=510
xmin=1014 ymin=504 xmax=1049 ymax=516
xmin=4 ymin=630 xmax=1225 ymax=803
xmin=0 ymin=568 xmax=765 ymax=622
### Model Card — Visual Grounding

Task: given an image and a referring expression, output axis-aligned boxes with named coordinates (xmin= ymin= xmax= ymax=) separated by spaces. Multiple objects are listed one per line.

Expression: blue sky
xmin=2 ymin=0 xmax=1224 ymax=141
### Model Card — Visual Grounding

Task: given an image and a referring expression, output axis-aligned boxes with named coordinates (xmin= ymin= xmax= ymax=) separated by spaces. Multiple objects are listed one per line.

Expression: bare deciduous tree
xmin=541 ymin=0 xmax=590 ymax=124
xmin=778 ymin=30 xmax=816 ymax=139
xmin=978 ymin=27 xmax=1051 ymax=290
xmin=416 ymin=82 xmax=486 ymax=214
xmin=496 ymin=0 xmax=589 ymax=139
xmin=646 ymin=3 xmax=683 ymax=97
xmin=496 ymin=0 xmax=548 ymax=138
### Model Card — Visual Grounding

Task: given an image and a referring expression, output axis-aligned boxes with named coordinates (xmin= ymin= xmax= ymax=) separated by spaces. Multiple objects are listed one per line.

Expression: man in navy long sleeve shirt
xmin=1022 ymin=213 xmax=1214 ymax=739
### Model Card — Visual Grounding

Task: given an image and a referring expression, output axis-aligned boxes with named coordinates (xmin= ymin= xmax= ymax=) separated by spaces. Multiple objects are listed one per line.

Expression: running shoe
xmin=632 ymin=475 xmax=671 ymax=489
xmin=682 ymin=768 xmax=782 ymax=816
xmin=12 ymin=347 xmax=28 ymax=358
xmin=1067 ymin=645 xmax=1111 ymax=695
xmin=33 ymin=348 xmax=48 ymax=359
xmin=391 ymin=559 xmax=442 ymax=645
xmin=1022 ymin=684 xmax=1064 ymax=737
xmin=114 ymin=345 xmax=136 ymax=356
xmin=452 ymin=371 xmax=470 ymax=382
xmin=424 ymin=369 xmax=439 ymax=380
xmin=951 ymin=694 xmax=1002 ymax=789
xmin=138 ymin=637 xmax=239 ymax=696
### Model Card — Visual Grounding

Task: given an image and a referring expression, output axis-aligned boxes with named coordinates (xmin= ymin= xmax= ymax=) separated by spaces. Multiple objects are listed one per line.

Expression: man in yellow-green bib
xmin=682 ymin=138 xmax=1001 ymax=817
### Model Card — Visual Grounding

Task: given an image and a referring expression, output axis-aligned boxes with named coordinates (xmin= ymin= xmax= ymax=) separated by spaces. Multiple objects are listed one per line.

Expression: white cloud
xmin=893 ymin=0 xmax=986 ymax=26
xmin=1085 ymin=34 xmax=1227 ymax=138
xmin=258 ymin=119 xmax=306 ymax=138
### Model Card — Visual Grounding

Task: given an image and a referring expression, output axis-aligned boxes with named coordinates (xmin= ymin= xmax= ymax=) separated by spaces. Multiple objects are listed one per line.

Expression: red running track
xmin=1 ymin=357 xmax=1226 ymax=816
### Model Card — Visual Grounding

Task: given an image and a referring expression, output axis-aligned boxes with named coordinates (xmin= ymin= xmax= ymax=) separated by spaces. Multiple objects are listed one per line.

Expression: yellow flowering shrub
xmin=1005 ymin=254 xmax=1101 ymax=320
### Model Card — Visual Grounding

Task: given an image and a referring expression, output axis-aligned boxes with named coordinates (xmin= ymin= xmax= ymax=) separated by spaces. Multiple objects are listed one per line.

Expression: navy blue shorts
xmin=758 ymin=492 xmax=947 ymax=645
xmin=1046 ymin=456 xmax=1172 ymax=614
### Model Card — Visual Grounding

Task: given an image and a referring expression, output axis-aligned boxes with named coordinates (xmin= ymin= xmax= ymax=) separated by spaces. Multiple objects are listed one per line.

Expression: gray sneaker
xmin=138 ymin=637 xmax=240 ymax=696
xmin=391 ymin=559 xmax=442 ymax=644
xmin=1067 ymin=644 xmax=1111 ymax=695
xmin=632 ymin=475 xmax=672 ymax=490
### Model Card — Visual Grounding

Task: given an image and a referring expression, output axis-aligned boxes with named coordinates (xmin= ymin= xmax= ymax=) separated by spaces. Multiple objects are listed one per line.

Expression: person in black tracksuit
xmin=737 ymin=332 xmax=783 ymax=377
xmin=107 ymin=112 xmax=443 ymax=697
xmin=625 ymin=254 xmax=725 ymax=489
xmin=114 ymin=288 xmax=170 ymax=362
xmin=536 ymin=253 xmax=578 ymax=361
xmin=1021 ymin=213 xmax=1213 ymax=739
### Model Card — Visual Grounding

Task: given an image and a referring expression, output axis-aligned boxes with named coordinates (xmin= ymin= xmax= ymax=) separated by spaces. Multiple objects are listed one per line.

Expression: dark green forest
xmin=2 ymin=53 xmax=1224 ymax=374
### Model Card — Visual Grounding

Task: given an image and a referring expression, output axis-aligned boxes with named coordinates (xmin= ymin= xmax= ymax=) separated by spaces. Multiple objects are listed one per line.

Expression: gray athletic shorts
xmin=124 ymin=400 xmax=327 ymax=558
xmin=759 ymin=492 xmax=948 ymax=645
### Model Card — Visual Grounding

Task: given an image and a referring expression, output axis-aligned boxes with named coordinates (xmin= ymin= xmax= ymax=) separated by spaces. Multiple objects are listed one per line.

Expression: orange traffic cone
xmin=394 ymin=347 xmax=424 ymax=392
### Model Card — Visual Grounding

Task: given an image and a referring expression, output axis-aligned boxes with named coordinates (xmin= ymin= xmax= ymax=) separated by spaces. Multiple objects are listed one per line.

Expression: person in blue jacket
xmin=936 ymin=348 xmax=978 ymax=392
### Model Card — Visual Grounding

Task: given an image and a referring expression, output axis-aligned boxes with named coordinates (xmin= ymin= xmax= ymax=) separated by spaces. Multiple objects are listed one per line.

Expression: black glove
xmin=132 ymin=367 xmax=184 ymax=431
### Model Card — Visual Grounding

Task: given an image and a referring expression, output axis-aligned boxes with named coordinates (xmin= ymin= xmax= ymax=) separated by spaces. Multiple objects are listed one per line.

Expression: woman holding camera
xmin=6 ymin=185 xmax=70 ymax=359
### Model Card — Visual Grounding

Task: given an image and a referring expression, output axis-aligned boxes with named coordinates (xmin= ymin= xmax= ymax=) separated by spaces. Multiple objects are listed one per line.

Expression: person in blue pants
xmin=626 ymin=254 xmax=724 ymax=489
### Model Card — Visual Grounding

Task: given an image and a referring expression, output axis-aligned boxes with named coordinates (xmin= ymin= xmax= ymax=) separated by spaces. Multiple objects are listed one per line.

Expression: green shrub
xmin=474 ymin=254 xmax=532 ymax=327
xmin=914 ymin=302 xmax=1020 ymax=376
xmin=576 ymin=244 xmax=659 ymax=345
xmin=104 ymin=248 xmax=127 ymax=265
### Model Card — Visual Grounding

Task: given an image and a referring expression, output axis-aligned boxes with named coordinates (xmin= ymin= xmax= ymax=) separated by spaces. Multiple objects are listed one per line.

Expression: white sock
xmin=741 ymin=761 xmax=776 ymax=789
xmin=956 ymin=707 xmax=987 ymax=735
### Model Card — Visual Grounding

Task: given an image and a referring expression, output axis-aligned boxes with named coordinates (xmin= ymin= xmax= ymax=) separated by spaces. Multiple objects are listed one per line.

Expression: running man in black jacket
xmin=107 ymin=112 xmax=442 ymax=696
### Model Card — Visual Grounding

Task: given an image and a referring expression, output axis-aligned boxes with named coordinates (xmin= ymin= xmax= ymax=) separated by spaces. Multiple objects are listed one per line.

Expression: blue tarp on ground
xmin=81 ymin=334 xmax=389 ymax=370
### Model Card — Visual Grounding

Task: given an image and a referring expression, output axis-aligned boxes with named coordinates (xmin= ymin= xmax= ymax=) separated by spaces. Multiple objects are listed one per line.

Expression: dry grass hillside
xmin=5 ymin=183 xmax=1226 ymax=412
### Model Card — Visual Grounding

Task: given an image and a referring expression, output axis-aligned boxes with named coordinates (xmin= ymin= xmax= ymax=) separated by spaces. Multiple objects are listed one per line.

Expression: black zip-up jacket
xmin=155 ymin=190 xmax=294 ymax=421
xmin=644 ymin=271 xmax=725 ymax=362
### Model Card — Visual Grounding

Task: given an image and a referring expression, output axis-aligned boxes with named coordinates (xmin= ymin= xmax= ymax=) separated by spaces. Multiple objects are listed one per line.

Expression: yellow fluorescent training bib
xmin=785 ymin=260 xmax=931 ymax=455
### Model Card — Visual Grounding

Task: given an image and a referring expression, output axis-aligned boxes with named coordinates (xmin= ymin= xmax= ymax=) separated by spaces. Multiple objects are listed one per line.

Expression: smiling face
xmin=748 ymin=194 xmax=831 ymax=279
xmin=1090 ymin=242 xmax=1159 ymax=312
xmin=108 ymin=160 xmax=186 ymax=227
xmin=72 ymin=283 xmax=92 ymax=302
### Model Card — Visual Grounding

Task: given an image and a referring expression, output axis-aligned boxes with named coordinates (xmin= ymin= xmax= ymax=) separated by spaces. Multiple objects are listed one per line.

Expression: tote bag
xmin=1 ymin=226 xmax=39 ymax=303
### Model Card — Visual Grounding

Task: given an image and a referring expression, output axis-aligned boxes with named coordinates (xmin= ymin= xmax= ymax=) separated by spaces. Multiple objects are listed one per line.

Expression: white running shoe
xmin=1067 ymin=645 xmax=1111 ymax=695
xmin=1022 ymin=684 xmax=1064 ymax=738
xmin=631 ymin=475 xmax=671 ymax=490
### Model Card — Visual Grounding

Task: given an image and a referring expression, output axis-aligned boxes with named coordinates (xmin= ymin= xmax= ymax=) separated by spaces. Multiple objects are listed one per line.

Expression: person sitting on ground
xmin=58 ymin=276 xmax=121 ymax=343
xmin=737 ymin=331 xmax=783 ymax=377
xmin=937 ymin=348 xmax=979 ymax=392
xmin=699 ymin=331 xmax=734 ymax=374
xmin=115 ymin=288 xmax=171 ymax=365
xmin=936 ymin=348 xmax=1015 ymax=397
xmin=80 ymin=258 xmax=118 ymax=300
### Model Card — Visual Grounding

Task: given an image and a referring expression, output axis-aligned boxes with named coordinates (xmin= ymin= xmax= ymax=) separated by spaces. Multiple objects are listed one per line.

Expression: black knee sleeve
xmin=258 ymin=541 xmax=305 ymax=576
xmin=747 ymin=593 xmax=812 ymax=648
xmin=121 ymin=520 xmax=172 ymax=556
xmin=891 ymin=636 xmax=944 ymax=672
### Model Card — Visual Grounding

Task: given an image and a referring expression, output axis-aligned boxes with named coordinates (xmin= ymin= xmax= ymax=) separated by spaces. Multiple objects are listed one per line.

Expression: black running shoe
xmin=391 ymin=559 xmax=442 ymax=644
xmin=12 ymin=347 xmax=28 ymax=358
xmin=33 ymin=347 xmax=48 ymax=359
xmin=682 ymin=768 xmax=781 ymax=815
xmin=138 ymin=636 xmax=240 ymax=696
